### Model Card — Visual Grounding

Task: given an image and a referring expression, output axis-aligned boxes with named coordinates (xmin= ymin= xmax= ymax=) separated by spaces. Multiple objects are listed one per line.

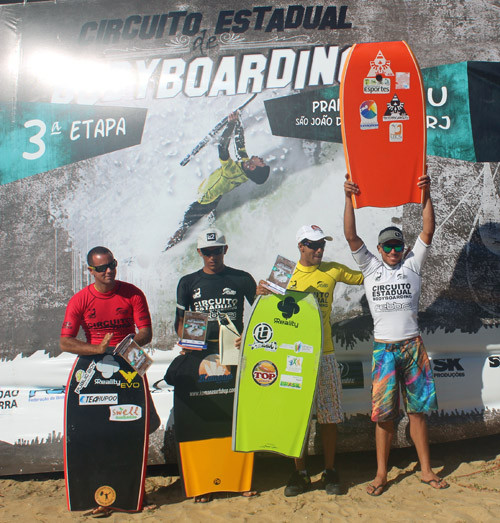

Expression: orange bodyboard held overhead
xmin=340 ymin=40 xmax=426 ymax=208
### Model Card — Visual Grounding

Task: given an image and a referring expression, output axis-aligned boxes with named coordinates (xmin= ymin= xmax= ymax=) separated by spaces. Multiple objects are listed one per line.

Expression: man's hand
xmin=97 ymin=333 xmax=114 ymax=354
xmin=256 ymin=280 xmax=272 ymax=295
xmin=60 ymin=333 xmax=114 ymax=356
xmin=234 ymin=336 xmax=242 ymax=350
xmin=228 ymin=111 xmax=239 ymax=122
xmin=417 ymin=174 xmax=431 ymax=189
xmin=344 ymin=173 xmax=360 ymax=198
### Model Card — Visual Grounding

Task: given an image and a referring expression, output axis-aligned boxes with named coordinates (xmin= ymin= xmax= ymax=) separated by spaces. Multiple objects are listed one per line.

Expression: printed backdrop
xmin=0 ymin=0 xmax=499 ymax=474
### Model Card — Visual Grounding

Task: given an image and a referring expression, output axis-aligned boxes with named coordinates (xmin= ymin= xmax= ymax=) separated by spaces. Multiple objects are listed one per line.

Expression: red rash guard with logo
xmin=60 ymin=281 xmax=152 ymax=346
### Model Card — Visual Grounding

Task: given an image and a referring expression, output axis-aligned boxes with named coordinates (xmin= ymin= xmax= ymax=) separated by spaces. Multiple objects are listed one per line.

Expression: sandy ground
xmin=1 ymin=434 xmax=499 ymax=522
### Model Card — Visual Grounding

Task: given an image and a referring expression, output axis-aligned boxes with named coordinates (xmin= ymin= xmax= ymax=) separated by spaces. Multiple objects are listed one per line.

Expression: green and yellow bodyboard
xmin=233 ymin=291 xmax=322 ymax=458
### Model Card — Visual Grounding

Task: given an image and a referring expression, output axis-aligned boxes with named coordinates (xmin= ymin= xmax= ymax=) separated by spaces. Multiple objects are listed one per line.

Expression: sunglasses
xmin=381 ymin=244 xmax=404 ymax=253
xmin=88 ymin=259 xmax=118 ymax=272
xmin=200 ymin=246 xmax=224 ymax=257
xmin=302 ymin=239 xmax=326 ymax=250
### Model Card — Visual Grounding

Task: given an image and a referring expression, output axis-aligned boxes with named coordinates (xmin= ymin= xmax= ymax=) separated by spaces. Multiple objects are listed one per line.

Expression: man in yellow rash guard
xmin=166 ymin=112 xmax=270 ymax=250
xmin=258 ymin=224 xmax=363 ymax=497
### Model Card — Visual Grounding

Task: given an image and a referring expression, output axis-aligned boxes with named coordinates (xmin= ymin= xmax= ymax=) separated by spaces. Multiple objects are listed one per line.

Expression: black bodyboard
xmin=64 ymin=354 xmax=149 ymax=512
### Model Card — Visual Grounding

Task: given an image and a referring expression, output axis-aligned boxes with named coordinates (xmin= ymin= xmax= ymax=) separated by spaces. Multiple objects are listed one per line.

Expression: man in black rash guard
xmin=165 ymin=112 xmax=270 ymax=250
xmin=165 ymin=227 xmax=258 ymax=502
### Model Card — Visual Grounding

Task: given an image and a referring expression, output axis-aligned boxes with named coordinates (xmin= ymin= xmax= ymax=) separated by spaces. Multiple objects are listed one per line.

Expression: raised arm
xmin=418 ymin=174 xmax=435 ymax=245
xmin=343 ymin=174 xmax=364 ymax=251
xmin=218 ymin=112 xmax=238 ymax=161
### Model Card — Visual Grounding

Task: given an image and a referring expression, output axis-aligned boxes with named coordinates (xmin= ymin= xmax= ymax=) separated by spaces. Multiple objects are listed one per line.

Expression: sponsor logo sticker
xmin=279 ymin=341 xmax=314 ymax=354
xmin=251 ymin=322 xmax=277 ymax=350
xmin=389 ymin=122 xmax=403 ymax=142
xmin=109 ymin=404 xmax=142 ymax=421
xmin=367 ymin=51 xmax=394 ymax=77
xmin=119 ymin=370 xmax=138 ymax=384
xmin=253 ymin=323 xmax=273 ymax=343
xmin=277 ymin=296 xmax=300 ymax=319
xmin=279 ymin=374 xmax=303 ymax=390
xmin=363 ymin=77 xmax=391 ymax=94
xmin=94 ymin=485 xmax=116 ymax=506
xmin=79 ymin=393 xmax=118 ymax=405
xmin=75 ymin=360 xmax=97 ymax=394
xmin=395 ymin=72 xmax=410 ymax=89
xmin=360 ymin=100 xmax=378 ymax=130
xmin=383 ymin=94 xmax=409 ymax=121
xmin=252 ymin=361 xmax=278 ymax=386
xmin=96 ymin=355 xmax=120 ymax=378
xmin=286 ymin=355 xmax=303 ymax=374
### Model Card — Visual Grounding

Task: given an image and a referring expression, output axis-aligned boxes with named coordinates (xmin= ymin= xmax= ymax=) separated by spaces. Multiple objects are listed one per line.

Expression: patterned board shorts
xmin=371 ymin=336 xmax=438 ymax=422
xmin=315 ymin=353 xmax=344 ymax=424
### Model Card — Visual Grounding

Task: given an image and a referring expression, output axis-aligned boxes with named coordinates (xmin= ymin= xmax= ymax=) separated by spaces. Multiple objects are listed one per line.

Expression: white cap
xmin=296 ymin=225 xmax=333 ymax=243
xmin=197 ymin=228 xmax=227 ymax=249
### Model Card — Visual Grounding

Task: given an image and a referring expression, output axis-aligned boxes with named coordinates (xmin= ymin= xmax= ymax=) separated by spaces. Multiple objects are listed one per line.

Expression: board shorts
xmin=315 ymin=353 xmax=344 ymax=424
xmin=371 ymin=336 xmax=438 ymax=422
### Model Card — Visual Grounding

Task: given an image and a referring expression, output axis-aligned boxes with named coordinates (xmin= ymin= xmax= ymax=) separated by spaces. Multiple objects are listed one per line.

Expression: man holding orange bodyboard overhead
xmin=340 ymin=40 xmax=426 ymax=208
xmin=343 ymin=172 xmax=449 ymax=496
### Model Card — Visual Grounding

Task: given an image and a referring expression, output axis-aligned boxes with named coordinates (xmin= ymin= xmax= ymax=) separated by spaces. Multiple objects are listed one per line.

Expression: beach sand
xmin=1 ymin=434 xmax=498 ymax=522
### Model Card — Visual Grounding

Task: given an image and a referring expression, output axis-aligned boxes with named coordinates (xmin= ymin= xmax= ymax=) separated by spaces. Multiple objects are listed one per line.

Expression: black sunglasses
xmin=88 ymin=259 xmax=118 ymax=272
xmin=200 ymin=246 xmax=224 ymax=257
xmin=301 ymin=239 xmax=326 ymax=250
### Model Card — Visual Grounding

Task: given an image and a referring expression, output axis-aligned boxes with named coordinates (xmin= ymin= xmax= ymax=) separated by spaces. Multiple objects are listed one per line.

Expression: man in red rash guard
xmin=60 ymin=246 xmax=152 ymax=355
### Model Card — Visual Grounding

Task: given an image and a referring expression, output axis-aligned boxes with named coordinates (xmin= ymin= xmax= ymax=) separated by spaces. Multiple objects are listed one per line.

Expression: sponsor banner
xmin=0 ymin=103 xmax=147 ymax=185
xmin=0 ymin=389 xmax=20 ymax=410
xmin=337 ymin=361 xmax=364 ymax=389
xmin=432 ymin=358 xmax=466 ymax=379
xmin=488 ymin=356 xmax=500 ymax=368
xmin=0 ymin=0 xmax=498 ymax=476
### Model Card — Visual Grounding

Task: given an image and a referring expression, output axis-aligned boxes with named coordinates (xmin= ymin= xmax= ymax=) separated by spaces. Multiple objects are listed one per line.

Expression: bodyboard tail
xmin=179 ymin=437 xmax=254 ymax=497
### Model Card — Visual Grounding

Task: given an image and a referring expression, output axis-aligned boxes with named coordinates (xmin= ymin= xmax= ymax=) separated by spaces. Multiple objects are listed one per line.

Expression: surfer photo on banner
xmin=165 ymin=227 xmax=259 ymax=503
xmin=60 ymin=246 xmax=159 ymax=515
xmin=257 ymin=225 xmax=364 ymax=496
xmin=343 ymin=173 xmax=450 ymax=496
xmin=165 ymin=111 xmax=270 ymax=251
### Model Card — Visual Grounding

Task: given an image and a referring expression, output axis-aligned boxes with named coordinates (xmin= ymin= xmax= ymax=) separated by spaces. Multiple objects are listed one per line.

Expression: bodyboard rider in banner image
xmin=165 ymin=111 xmax=270 ymax=251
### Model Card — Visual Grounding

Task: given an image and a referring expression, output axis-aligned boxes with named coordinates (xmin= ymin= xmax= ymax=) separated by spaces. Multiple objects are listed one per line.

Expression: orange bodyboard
xmin=340 ymin=41 xmax=426 ymax=208
xmin=178 ymin=437 xmax=254 ymax=498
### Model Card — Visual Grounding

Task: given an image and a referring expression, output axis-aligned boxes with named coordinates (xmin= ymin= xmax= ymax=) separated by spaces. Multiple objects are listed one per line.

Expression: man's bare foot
xmin=194 ymin=493 xmax=213 ymax=503
xmin=241 ymin=490 xmax=258 ymax=497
